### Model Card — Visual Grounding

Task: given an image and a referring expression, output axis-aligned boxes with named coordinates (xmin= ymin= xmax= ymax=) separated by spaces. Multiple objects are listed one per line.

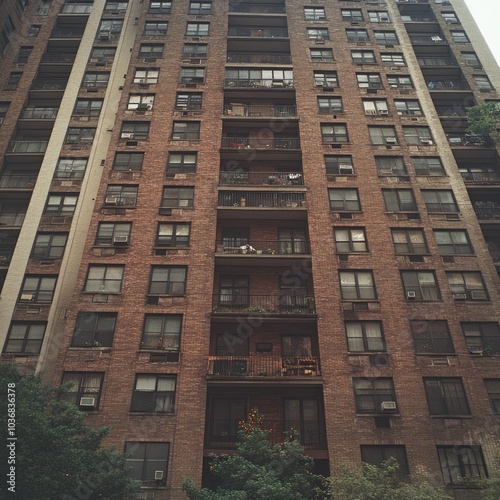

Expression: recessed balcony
xmin=7 ymin=141 xmax=49 ymax=154
xmin=223 ymin=103 xmax=296 ymax=119
xmin=0 ymin=173 xmax=38 ymax=190
xmin=219 ymin=171 xmax=303 ymax=186
xmin=410 ymin=35 xmax=447 ymax=45
xmin=21 ymin=107 xmax=59 ymax=120
xmin=473 ymin=202 xmax=500 ymax=221
xmin=40 ymin=53 xmax=76 ymax=64
xmin=447 ymin=133 xmax=492 ymax=148
xmin=226 ymin=53 xmax=292 ymax=64
xmin=31 ymin=79 xmax=68 ymax=91
xmin=50 ymin=28 xmax=85 ymax=38
xmin=212 ymin=294 xmax=316 ymax=315
xmin=229 ymin=2 xmax=286 ymax=15
xmin=221 ymin=137 xmax=300 ymax=150
xmin=228 ymin=27 xmax=288 ymax=38
xmin=427 ymin=80 xmax=469 ymax=91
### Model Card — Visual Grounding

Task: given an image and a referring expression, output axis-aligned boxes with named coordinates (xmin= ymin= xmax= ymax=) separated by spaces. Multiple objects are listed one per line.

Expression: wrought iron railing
xmin=229 ymin=4 xmax=286 ymax=14
xmin=447 ymin=134 xmax=491 ymax=147
xmin=410 ymin=35 xmax=447 ymax=44
xmin=31 ymin=79 xmax=68 ymax=90
xmin=216 ymin=239 xmax=310 ymax=255
xmin=212 ymin=294 xmax=315 ymax=314
xmin=227 ymin=53 xmax=292 ymax=64
xmin=219 ymin=171 xmax=303 ymax=186
xmin=224 ymin=78 xmax=294 ymax=89
xmin=0 ymin=175 xmax=37 ymax=188
xmin=427 ymin=80 xmax=469 ymax=90
xmin=40 ymin=53 xmax=76 ymax=63
xmin=474 ymin=205 xmax=500 ymax=220
xmin=218 ymin=191 xmax=306 ymax=208
xmin=221 ymin=137 xmax=300 ymax=149
xmin=460 ymin=171 xmax=500 ymax=182
xmin=50 ymin=28 xmax=85 ymax=38
xmin=0 ymin=213 xmax=26 ymax=227
xmin=224 ymin=104 xmax=296 ymax=118
xmin=228 ymin=27 xmax=288 ymax=37
xmin=22 ymin=108 xmax=59 ymax=119
xmin=7 ymin=141 xmax=48 ymax=153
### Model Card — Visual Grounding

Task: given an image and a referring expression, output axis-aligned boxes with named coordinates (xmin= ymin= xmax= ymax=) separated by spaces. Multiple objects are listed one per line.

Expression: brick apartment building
xmin=0 ymin=0 xmax=499 ymax=498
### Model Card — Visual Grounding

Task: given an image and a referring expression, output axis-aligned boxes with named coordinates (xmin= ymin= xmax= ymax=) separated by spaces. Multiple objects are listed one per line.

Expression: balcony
xmin=228 ymin=27 xmax=288 ymax=38
xmin=229 ymin=3 xmax=286 ymax=14
xmin=22 ymin=107 xmax=59 ymax=119
xmin=401 ymin=15 xmax=436 ymax=23
xmin=60 ymin=3 xmax=92 ymax=14
xmin=418 ymin=57 xmax=456 ymax=67
xmin=31 ymin=79 xmax=68 ymax=91
xmin=474 ymin=202 xmax=500 ymax=221
xmin=427 ymin=80 xmax=470 ymax=91
xmin=447 ymin=133 xmax=492 ymax=147
xmin=40 ymin=53 xmax=76 ymax=64
xmin=50 ymin=28 xmax=85 ymax=38
xmin=0 ymin=174 xmax=38 ymax=189
xmin=219 ymin=171 xmax=303 ymax=186
xmin=435 ymin=105 xmax=467 ymax=117
xmin=460 ymin=169 xmax=500 ymax=184
xmin=7 ymin=141 xmax=48 ymax=153
xmin=0 ymin=248 xmax=14 ymax=267
xmin=0 ymin=212 xmax=26 ymax=228
xmin=226 ymin=53 xmax=292 ymax=64
xmin=212 ymin=294 xmax=315 ymax=315
xmin=224 ymin=79 xmax=294 ymax=89
xmin=221 ymin=137 xmax=300 ymax=150
xmin=223 ymin=104 xmax=296 ymax=118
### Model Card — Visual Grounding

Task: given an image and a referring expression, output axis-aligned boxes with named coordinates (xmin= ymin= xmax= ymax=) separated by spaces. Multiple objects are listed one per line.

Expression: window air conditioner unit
xmin=385 ymin=137 xmax=397 ymax=144
xmin=420 ymin=139 xmax=433 ymax=145
xmin=99 ymin=33 xmax=110 ymax=41
xmin=79 ymin=397 xmax=96 ymax=408
xmin=113 ymin=235 xmax=129 ymax=245
xmin=20 ymin=293 xmax=35 ymax=301
xmin=453 ymin=292 xmax=467 ymax=300
xmin=137 ymin=103 xmax=149 ymax=110
xmin=121 ymin=132 xmax=134 ymax=139
xmin=366 ymin=109 xmax=377 ymax=115
xmin=470 ymin=290 xmax=487 ymax=300
xmin=379 ymin=109 xmax=389 ymax=115
xmin=105 ymin=197 xmax=118 ymax=205
xmin=380 ymin=17 xmax=390 ymax=22
xmin=380 ymin=401 xmax=397 ymax=412
xmin=370 ymin=353 xmax=390 ymax=367
xmin=339 ymin=165 xmax=354 ymax=175
xmin=154 ymin=471 xmax=164 ymax=480
xmin=406 ymin=291 xmax=416 ymax=299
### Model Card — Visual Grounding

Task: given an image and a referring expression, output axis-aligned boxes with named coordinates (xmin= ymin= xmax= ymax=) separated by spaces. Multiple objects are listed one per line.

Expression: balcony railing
xmin=50 ymin=28 xmax=85 ymax=38
xmin=435 ymin=106 xmax=467 ymax=116
xmin=40 ymin=53 xmax=76 ymax=63
xmin=0 ymin=249 xmax=13 ymax=266
xmin=60 ymin=3 xmax=92 ymax=13
xmin=418 ymin=58 xmax=456 ymax=67
xmin=221 ymin=137 xmax=300 ymax=150
xmin=206 ymin=418 xmax=325 ymax=450
xmin=0 ymin=213 xmax=26 ymax=227
xmin=212 ymin=294 xmax=315 ymax=314
xmin=427 ymin=80 xmax=470 ymax=90
xmin=460 ymin=171 xmax=500 ymax=182
xmin=486 ymin=244 xmax=500 ymax=262
xmin=31 ymin=79 xmax=68 ymax=90
xmin=207 ymin=356 xmax=320 ymax=378
xmin=216 ymin=239 xmax=310 ymax=255
xmin=7 ymin=141 xmax=48 ymax=153
xmin=224 ymin=104 xmax=296 ymax=118
xmin=22 ymin=108 xmax=59 ymax=119
xmin=447 ymin=134 xmax=491 ymax=147
xmin=410 ymin=36 xmax=447 ymax=45
xmin=402 ymin=15 xmax=436 ymax=22
xmin=219 ymin=171 xmax=303 ymax=186
xmin=218 ymin=191 xmax=306 ymax=209
xmin=224 ymin=78 xmax=294 ymax=89
xmin=474 ymin=203 xmax=500 ymax=220
xmin=227 ymin=53 xmax=292 ymax=64
xmin=228 ymin=27 xmax=288 ymax=38
xmin=229 ymin=4 xmax=286 ymax=14
xmin=0 ymin=175 xmax=37 ymax=188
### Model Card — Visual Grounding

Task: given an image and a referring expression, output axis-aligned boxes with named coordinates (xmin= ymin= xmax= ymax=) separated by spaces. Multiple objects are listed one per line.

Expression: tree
xmin=0 ymin=364 xmax=140 ymax=500
xmin=466 ymin=102 xmax=500 ymax=144
xmin=182 ymin=409 xmax=329 ymax=500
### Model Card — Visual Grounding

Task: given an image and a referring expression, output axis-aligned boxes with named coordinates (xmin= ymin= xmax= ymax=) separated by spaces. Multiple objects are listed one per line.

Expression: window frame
xmin=95 ymin=222 xmax=132 ymax=246
xmin=434 ymin=230 xmax=473 ymax=255
xmin=410 ymin=320 xmax=455 ymax=354
xmin=422 ymin=190 xmax=459 ymax=213
xmin=171 ymin=121 xmax=200 ymax=140
xmin=401 ymin=270 xmax=441 ymax=301
xmin=161 ymin=187 xmax=195 ymax=208
xmin=304 ymin=7 xmax=326 ymax=21
xmin=156 ymin=223 xmax=191 ymax=247
xmin=437 ymin=446 xmax=488 ymax=485
xmin=71 ymin=312 xmax=117 ymax=347
xmin=351 ymin=50 xmax=376 ymax=65
xmin=130 ymin=374 xmax=176 ymax=413
xmin=334 ymin=227 xmax=367 ymax=253
xmin=446 ymin=271 xmax=488 ymax=301
xmin=391 ymin=228 xmax=428 ymax=255
xmin=345 ymin=321 xmax=385 ymax=352
xmin=141 ymin=314 xmax=182 ymax=351
xmin=3 ymin=322 xmax=46 ymax=354
xmin=462 ymin=322 xmax=500 ymax=354
xmin=166 ymin=152 xmax=197 ymax=174
xmin=321 ymin=123 xmax=349 ymax=143
xmin=124 ymin=442 xmax=169 ymax=486
xmin=148 ymin=266 xmax=187 ymax=296
xmin=31 ymin=233 xmax=68 ymax=259
xmin=424 ymin=377 xmax=470 ymax=416
xmin=339 ymin=270 xmax=377 ymax=300
xmin=353 ymin=377 xmax=396 ymax=414
xmin=329 ymin=188 xmax=361 ymax=212
xmin=61 ymin=372 xmax=104 ymax=410
xmin=84 ymin=265 xmax=124 ymax=294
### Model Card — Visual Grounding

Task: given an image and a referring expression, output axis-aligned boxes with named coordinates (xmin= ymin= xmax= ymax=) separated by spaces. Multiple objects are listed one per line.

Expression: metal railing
xmin=212 ymin=294 xmax=315 ymax=314
xmin=474 ymin=205 xmax=500 ymax=220
xmin=460 ymin=171 xmax=500 ymax=182
xmin=224 ymin=78 xmax=294 ymax=89
xmin=0 ymin=213 xmax=26 ymax=227
xmin=410 ymin=36 xmax=447 ymax=44
xmin=221 ymin=137 xmax=300 ymax=150
xmin=7 ymin=141 xmax=48 ymax=153
xmin=218 ymin=191 xmax=306 ymax=209
xmin=435 ymin=106 xmax=467 ymax=116
xmin=228 ymin=27 xmax=288 ymax=38
xmin=31 ymin=79 xmax=68 ymax=90
xmin=229 ymin=4 xmax=286 ymax=14
xmin=22 ymin=108 xmax=59 ymax=119
xmin=403 ymin=16 xmax=436 ymax=22
xmin=50 ymin=28 xmax=85 ymax=38
xmin=224 ymin=104 xmax=296 ymax=118
xmin=216 ymin=239 xmax=310 ymax=255
xmin=0 ymin=249 xmax=13 ymax=266
xmin=219 ymin=171 xmax=303 ymax=186
xmin=447 ymin=134 xmax=491 ymax=147
xmin=40 ymin=53 xmax=76 ymax=63
xmin=60 ymin=3 xmax=92 ymax=13
xmin=0 ymin=175 xmax=37 ymax=188
xmin=418 ymin=57 xmax=456 ymax=67
xmin=427 ymin=80 xmax=470 ymax=90
xmin=227 ymin=53 xmax=292 ymax=64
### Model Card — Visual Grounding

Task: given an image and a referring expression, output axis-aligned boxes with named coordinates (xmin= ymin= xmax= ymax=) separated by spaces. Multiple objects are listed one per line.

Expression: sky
xmin=464 ymin=0 xmax=500 ymax=65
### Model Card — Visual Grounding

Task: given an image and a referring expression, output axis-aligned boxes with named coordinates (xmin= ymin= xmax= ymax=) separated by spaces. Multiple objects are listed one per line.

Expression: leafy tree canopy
xmin=466 ymin=102 xmax=500 ymax=140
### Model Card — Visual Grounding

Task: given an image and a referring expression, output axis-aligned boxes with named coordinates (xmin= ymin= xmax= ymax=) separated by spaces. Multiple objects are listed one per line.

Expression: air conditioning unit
xmin=453 ymin=292 xmax=467 ymax=300
xmin=154 ymin=471 xmax=164 ymax=481
xmin=380 ymin=401 xmax=397 ymax=412
xmin=137 ymin=103 xmax=150 ymax=110
xmin=380 ymin=17 xmax=390 ymax=22
xmin=105 ymin=196 xmax=118 ymax=205
xmin=385 ymin=137 xmax=397 ymax=144
xmin=406 ymin=291 xmax=416 ymax=299
xmin=379 ymin=109 xmax=389 ymax=115
xmin=79 ymin=397 xmax=96 ymax=408
xmin=121 ymin=132 xmax=134 ymax=139
xmin=370 ymin=353 xmax=390 ymax=367
xmin=339 ymin=165 xmax=354 ymax=175
xmin=113 ymin=235 xmax=129 ymax=245
xmin=420 ymin=139 xmax=433 ymax=145
xmin=20 ymin=293 xmax=35 ymax=301
xmin=470 ymin=290 xmax=487 ymax=300
xmin=98 ymin=32 xmax=110 ymax=40
xmin=366 ymin=109 xmax=377 ymax=115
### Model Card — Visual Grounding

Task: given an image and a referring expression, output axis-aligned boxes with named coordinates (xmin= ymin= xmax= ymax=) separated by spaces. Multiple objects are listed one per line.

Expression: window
xmin=346 ymin=321 xmax=385 ymax=352
xmin=462 ymin=322 xmax=500 ymax=354
xmin=422 ymin=190 xmax=458 ymax=213
xmin=45 ymin=194 xmax=78 ymax=216
xmin=363 ymin=99 xmax=389 ymax=116
xmin=329 ymin=189 xmax=360 ymax=212
xmin=447 ymin=271 xmax=488 ymax=301
xmin=361 ymin=446 xmax=408 ymax=478
xmin=403 ymin=126 xmax=433 ymax=145
xmin=105 ymin=1 xmax=129 ymax=12
xmin=90 ymin=47 xmax=116 ymax=62
xmin=15 ymin=0 xmax=29 ymax=17
xmin=112 ymin=152 xmax=144 ymax=171
xmin=381 ymin=53 xmax=405 ymax=66
xmin=127 ymin=94 xmax=155 ymax=110
xmin=374 ymin=31 xmax=398 ymax=45
xmin=284 ymin=399 xmax=320 ymax=444
xmin=434 ymin=230 xmax=473 ymax=255
xmin=5 ymin=72 xmax=22 ymax=90
xmin=28 ymin=25 xmax=41 ymax=37
xmin=84 ymin=265 xmax=124 ymax=293
xmin=55 ymin=158 xmax=88 ymax=179
xmin=411 ymin=157 xmax=445 ymax=176
xmin=32 ymin=233 xmax=68 ymax=259
xmin=356 ymin=73 xmax=382 ymax=89
xmin=189 ymin=1 xmax=212 ymax=15
xmin=307 ymin=28 xmax=329 ymax=40
xmin=485 ymin=380 xmax=500 ymax=414
xmin=61 ymin=373 xmax=103 ymax=409
xmin=334 ymin=228 xmax=367 ymax=253
xmin=166 ymin=152 xmax=197 ymax=174
xmin=156 ymin=223 xmax=190 ymax=247
xmin=133 ymin=68 xmax=159 ymax=84
xmin=139 ymin=44 xmax=164 ymax=59
xmin=141 ymin=314 xmax=182 ymax=350
xmin=304 ymin=7 xmax=326 ymax=21
xmin=171 ymin=121 xmax=200 ymax=140
xmin=321 ymin=123 xmax=348 ymax=143
xmin=161 ymin=187 xmax=194 ymax=208
xmin=149 ymin=267 xmax=187 ymax=295
xmin=180 ymin=67 xmax=205 ymax=83
xmin=442 ymin=12 xmax=459 ymax=24
xmin=124 ymin=442 xmax=169 ymax=486
xmin=368 ymin=11 xmax=390 ymax=23
xmin=95 ymin=222 xmax=131 ymax=246
xmin=219 ymin=275 xmax=249 ymax=308
xmin=473 ymin=75 xmax=494 ymax=90
xmin=310 ymin=49 xmax=334 ymax=62
xmin=375 ymin=157 xmax=406 ymax=176
xmin=17 ymin=46 xmax=33 ymax=63
xmin=314 ymin=71 xmax=338 ymax=88
xmin=351 ymin=51 xmax=376 ymax=65
xmin=175 ymin=93 xmax=202 ymax=110
xmin=325 ymin=156 xmax=354 ymax=176
xmin=346 ymin=29 xmax=369 ymax=42
xmin=104 ymin=185 xmax=138 ymax=206
xmin=210 ymin=399 xmax=246 ymax=441
xmin=182 ymin=43 xmax=207 ymax=59
xmin=411 ymin=320 xmax=454 ymax=354
xmin=451 ymin=31 xmax=469 ymax=43
xmin=401 ymin=271 xmax=440 ymax=301
xmin=395 ymin=100 xmax=422 ymax=116
xmin=425 ymin=378 xmax=470 ymax=416
xmin=318 ymin=97 xmax=343 ymax=113
xmin=36 ymin=0 xmax=51 ymax=16
xmin=438 ymin=446 xmax=487 ymax=485
xmin=339 ymin=271 xmax=376 ymax=300
xmin=341 ymin=9 xmax=363 ymax=22
xmin=73 ymin=99 xmax=103 ymax=117
xmin=369 ymin=126 xmax=398 ymax=145
xmin=0 ymin=102 xmax=9 ymax=123
xmin=462 ymin=52 xmax=481 ymax=67
xmin=391 ymin=229 xmax=428 ymax=254
xmin=97 ymin=19 xmax=123 ymax=39
xmin=186 ymin=22 xmax=209 ymax=36
xmin=388 ymin=75 xmax=413 ymax=89
xmin=3 ymin=322 xmax=46 ymax=354
xmin=82 ymin=72 xmax=110 ymax=88
xmin=149 ymin=1 xmax=171 ymax=14
xmin=71 ymin=312 xmax=116 ymax=347
xmin=120 ymin=122 xmax=150 ymax=140
xmin=383 ymin=189 xmax=418 ymax=213
xmin=144 ymin=21 xmax=168 ymax=36
xmin=131 ymin=374 xmax=176 ymax=413
xmin=217 ymin=333 xmax=249 ymax=356
xmin=353 ymin=378 xmax=396 ymax=414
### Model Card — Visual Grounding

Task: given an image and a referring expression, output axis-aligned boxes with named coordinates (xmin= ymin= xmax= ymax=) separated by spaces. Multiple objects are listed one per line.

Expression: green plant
xmin=242 ymin=305 xmax=266 ymax=313
xmin=466 ymin=102 xmax=500 ymax=144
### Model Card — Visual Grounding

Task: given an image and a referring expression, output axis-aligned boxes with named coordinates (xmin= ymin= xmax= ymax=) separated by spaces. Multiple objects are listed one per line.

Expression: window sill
xmin=69 ymin=346 xmax=112 ymax=351
xmin=355 ymin=413 xmax=401 ymax=418
xmin=429 ymin=415 xmax=473 ymax=419
xmin=129 ymin=411 xmax=175 ymax=416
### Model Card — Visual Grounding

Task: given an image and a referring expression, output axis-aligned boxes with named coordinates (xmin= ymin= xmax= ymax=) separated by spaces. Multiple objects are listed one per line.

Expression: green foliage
xmin=479 ymin=455 xmax=500 ymax=500
xmin=182 ymin=409 xmax=328 ymax=500
xmin=0 ymin=364 xmax=140 ymax=500
xmin=466 ymin=102 xmax=500 ymax=141
xmin=327 ymin=458 xmax=452 ymax=500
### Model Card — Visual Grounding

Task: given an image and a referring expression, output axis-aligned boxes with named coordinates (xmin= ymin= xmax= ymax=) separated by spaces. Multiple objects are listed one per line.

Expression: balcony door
xmin=284 ymin=399 xmax=320 ymax=444
xmin=278 ymin=228 xmax=307 ymax=254
xmin=219 ymin=274 xmax=249 ymax=308
xmin=210 ymin=399 xmax=246 ymax=443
